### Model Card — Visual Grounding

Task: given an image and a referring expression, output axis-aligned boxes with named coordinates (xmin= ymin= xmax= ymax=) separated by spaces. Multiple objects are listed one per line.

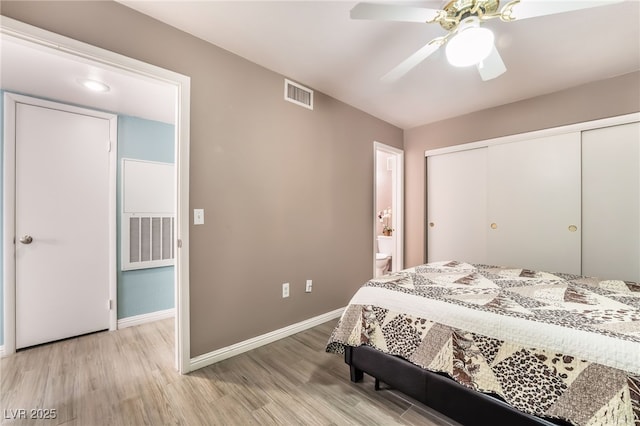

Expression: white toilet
xmin=375 ymin=235 xmax=393 ymax=277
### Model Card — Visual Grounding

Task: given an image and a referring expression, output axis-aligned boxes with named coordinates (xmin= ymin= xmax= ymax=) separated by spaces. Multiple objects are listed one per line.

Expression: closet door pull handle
xmin=568 ymin=225 xmax=578 ymax=232
xmin=490 ymin=223 xmax=498 ymax=229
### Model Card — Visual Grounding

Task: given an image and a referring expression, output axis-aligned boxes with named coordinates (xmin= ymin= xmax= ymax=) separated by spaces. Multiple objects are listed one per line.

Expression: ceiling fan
xmin=350 ymin=0 xmax=623 ymax=82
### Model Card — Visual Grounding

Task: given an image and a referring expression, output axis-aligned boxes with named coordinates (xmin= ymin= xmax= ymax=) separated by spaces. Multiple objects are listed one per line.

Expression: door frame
xmin=1 ymin=17 xmax=192 ymax=374
xmin=6 ymin=93 xmax=118 ymax=348
xmin=373 ymin=142 xmax=404 ymax=277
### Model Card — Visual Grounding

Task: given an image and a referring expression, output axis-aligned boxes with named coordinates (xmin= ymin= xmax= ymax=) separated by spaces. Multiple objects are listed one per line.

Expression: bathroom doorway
xmin=373 ymin=142 xmax=404 ymax=277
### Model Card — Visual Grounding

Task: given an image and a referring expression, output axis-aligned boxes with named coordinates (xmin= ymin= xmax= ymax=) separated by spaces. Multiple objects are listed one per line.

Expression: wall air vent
xmin=284 ymin=78 xmax=313 ymax=110
xmin=121 ymin=158 xmax=175 ymax=271
xmin=123 ymin=214 xmax=175 ymax=270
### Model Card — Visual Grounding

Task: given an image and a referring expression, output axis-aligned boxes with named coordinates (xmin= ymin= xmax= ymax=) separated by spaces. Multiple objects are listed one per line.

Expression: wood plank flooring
xmin=1 ymin=318 xmax=459 ymax=425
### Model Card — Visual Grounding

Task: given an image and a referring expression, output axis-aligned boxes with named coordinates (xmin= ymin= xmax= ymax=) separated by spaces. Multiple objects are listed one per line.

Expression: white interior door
xmin=487 ymin=133 xmax=581 ymax=274
xmin=582 ymin=122 xmax=640 ymax=281
xmin=15 ymin=98 xmax=116 ymax=349
xmin=427 ymin=148 xmax=487 ymax=264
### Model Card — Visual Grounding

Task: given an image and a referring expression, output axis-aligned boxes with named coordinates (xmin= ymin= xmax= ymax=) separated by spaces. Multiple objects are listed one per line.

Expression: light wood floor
xmin=1 ymin=318 xmax=459 ymax=425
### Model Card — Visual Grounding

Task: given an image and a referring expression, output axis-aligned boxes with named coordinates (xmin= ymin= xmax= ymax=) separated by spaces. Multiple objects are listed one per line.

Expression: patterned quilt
xmin=326 ymin=261 xmax=640 ymax=426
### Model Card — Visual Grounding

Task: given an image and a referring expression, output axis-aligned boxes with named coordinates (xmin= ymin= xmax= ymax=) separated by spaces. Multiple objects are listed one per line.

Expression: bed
xmin=326 ymin=261 xmax=640 ymax=426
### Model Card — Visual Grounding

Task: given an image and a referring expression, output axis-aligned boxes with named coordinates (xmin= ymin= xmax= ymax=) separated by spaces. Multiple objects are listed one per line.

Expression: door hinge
xmin=108 ymin=299 xmax=113 ymax=310
xmin=107 ymin=141 xmax=112 ymax=152
xmin=177 ymin=239 xmax=182 ymax=248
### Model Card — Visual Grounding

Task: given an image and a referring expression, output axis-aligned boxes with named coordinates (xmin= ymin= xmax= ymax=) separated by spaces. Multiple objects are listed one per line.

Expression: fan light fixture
xmin=445 ymin=17 xmax=495 ymax=67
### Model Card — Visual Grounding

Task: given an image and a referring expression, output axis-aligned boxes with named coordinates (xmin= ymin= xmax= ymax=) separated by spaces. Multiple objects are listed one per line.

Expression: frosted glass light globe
xmin=446 ymin=18 xmax=495 ymax=67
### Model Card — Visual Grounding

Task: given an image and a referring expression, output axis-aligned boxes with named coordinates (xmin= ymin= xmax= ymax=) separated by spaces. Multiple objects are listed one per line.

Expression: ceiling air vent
xmin=284 ymin=78 xmax=313 ymax=110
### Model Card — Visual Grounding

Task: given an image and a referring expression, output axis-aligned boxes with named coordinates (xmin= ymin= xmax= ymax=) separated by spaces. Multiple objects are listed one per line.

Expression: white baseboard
xmin=117 ymin=308 xmax=175 ymax=329
xmin=190 ymin=307 xmax=344 ymax=371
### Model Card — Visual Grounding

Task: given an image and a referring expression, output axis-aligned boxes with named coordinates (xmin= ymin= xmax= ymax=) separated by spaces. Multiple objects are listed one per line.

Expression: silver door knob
xmin=19 ymin=235 xmax=33 ymax=244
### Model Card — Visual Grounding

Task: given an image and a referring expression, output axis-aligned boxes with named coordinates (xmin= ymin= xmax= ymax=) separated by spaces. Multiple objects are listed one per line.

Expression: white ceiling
xmin=2 ymin=1 xmax=638 ymax=129
xmin=0 ymin=33 xmax=176 ymax=124
xmin=117 ymin=0 xmax=639 ymax=129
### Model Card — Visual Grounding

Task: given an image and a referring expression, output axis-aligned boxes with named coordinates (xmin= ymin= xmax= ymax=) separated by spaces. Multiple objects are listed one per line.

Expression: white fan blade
xmin=350 ymin=3 xmax=442 ymax=23
xmin=505 ymin=0 xmax=624 ymax=20
xmin=477 ymin=46 xmax=506 ymax=81
xmin=382 ymin=38 xmax=445 ymax=82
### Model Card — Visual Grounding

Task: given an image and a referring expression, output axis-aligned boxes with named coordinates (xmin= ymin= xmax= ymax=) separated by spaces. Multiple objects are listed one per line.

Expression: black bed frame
xmin=345 ymin=345 xmax=570 ymax=426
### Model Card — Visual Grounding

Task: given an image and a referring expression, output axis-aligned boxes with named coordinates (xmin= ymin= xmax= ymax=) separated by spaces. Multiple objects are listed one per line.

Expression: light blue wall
xmin=117 ymin=115 xmax=175 ymax=319
xmin=0 ymin=97 xmax=175 ymax=346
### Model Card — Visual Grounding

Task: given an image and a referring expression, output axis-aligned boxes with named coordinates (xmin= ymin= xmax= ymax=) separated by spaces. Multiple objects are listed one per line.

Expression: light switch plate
xmin=194 ymin=209 xmax=204 ymax=225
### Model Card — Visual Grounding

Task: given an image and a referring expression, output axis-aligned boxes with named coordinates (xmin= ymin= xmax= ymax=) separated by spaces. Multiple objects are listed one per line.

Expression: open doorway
xmin=373 ymin=142 xmax=404 ymax=278
xmin=1 ymin=17 xmax=191 ymax=373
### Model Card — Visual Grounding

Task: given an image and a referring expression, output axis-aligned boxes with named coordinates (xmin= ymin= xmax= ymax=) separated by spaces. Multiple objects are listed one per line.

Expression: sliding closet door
xmin=427 ymin=148 xmax=487 ymax=264
xmin=582 ymin=122 xmax=639 ymax=281
xmin=487 ymin=133 xmax=581 ymax=274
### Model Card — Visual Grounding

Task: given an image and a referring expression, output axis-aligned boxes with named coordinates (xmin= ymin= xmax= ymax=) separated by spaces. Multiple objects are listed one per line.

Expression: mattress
xmin=326 ymin=261 xmax=640 ymax=426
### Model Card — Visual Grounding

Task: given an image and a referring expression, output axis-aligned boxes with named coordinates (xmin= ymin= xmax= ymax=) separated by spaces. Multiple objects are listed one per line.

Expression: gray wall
xmin=0 ymin=1 xmax=403 ymax=357
xmin=404 ymin=71 xmax=640 ymax=267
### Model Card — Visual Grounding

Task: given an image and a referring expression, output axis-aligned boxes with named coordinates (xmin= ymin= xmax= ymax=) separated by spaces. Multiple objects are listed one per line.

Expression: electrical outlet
xmin=305 ymin=279 xmax=312 ymax=293
xmin=282 ymin=282 xmax=290 ymax=298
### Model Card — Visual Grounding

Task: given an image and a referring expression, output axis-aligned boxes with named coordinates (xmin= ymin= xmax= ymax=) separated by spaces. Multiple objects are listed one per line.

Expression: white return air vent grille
xmin=123 ymin=214 xmax=175 ymax=270
xmin=121 ymin=158 xmax=175 ymax=271
xmin=284 ymin=78 xmax=313 ymax=110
